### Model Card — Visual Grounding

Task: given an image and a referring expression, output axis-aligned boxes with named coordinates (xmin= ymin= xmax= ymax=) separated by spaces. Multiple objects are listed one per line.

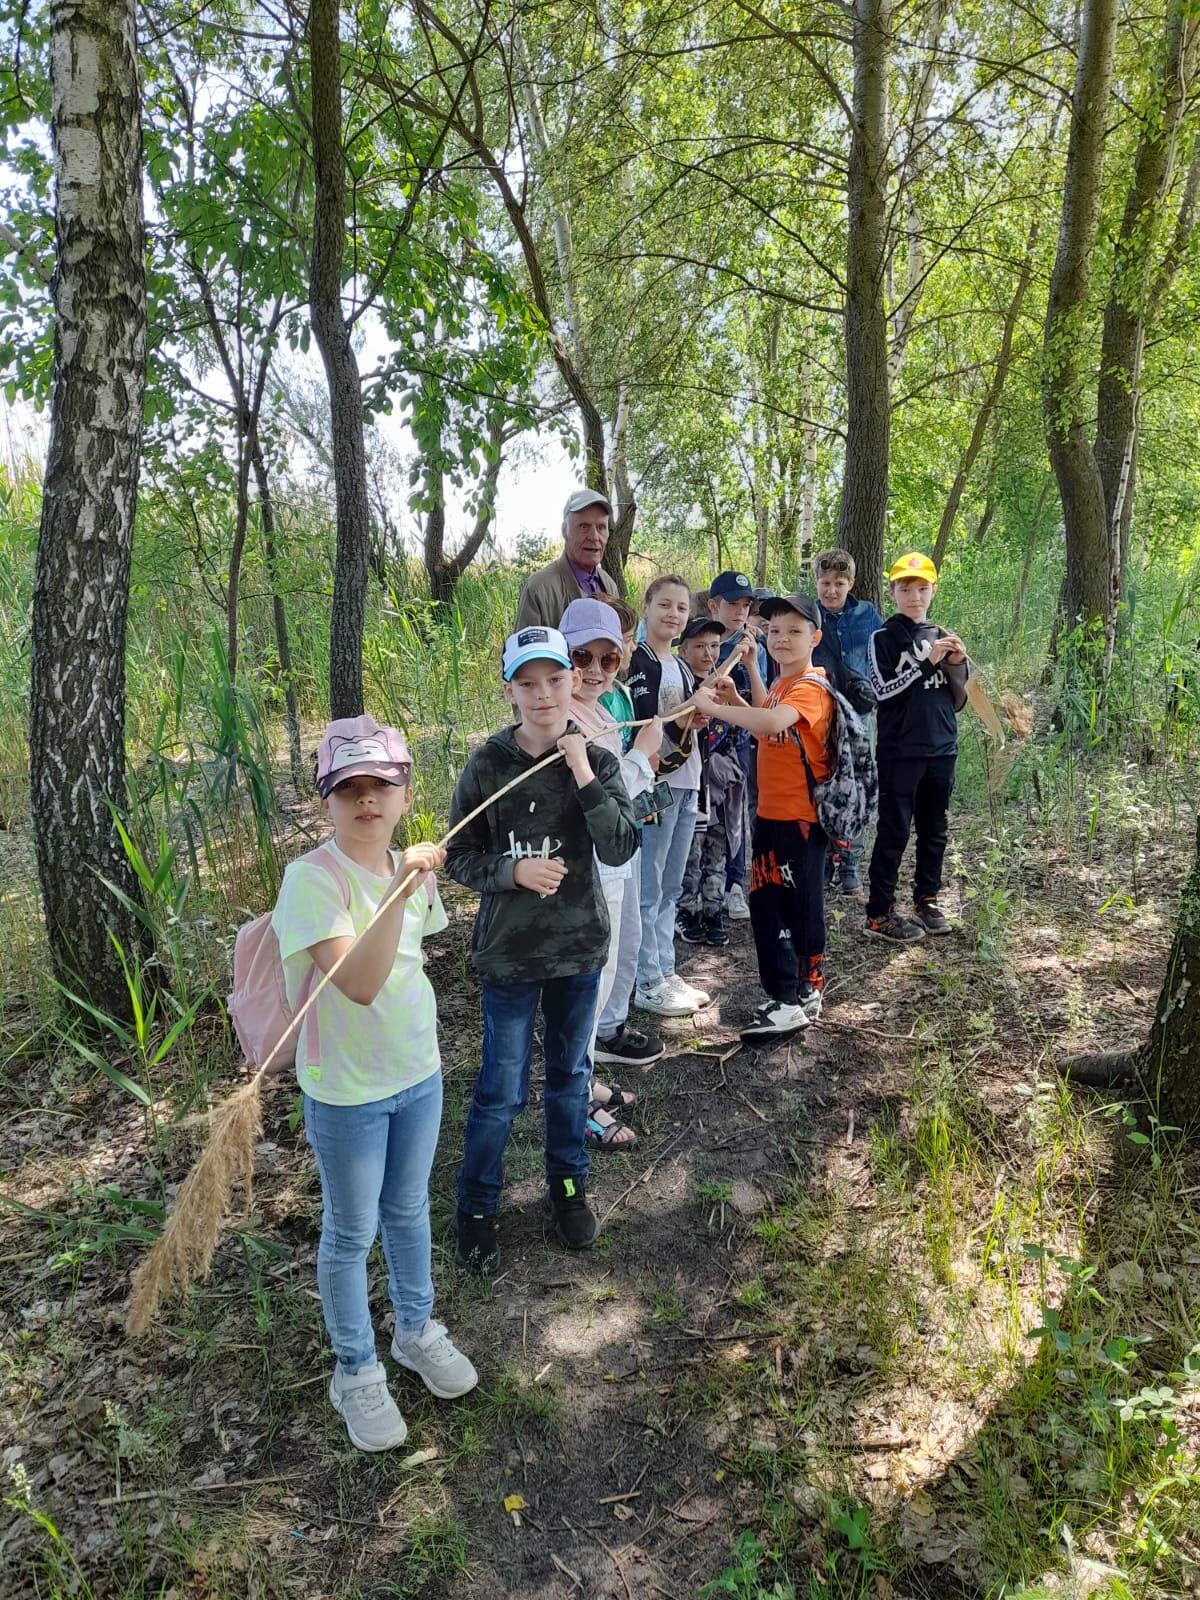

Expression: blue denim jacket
xmin=818 ymin=593 xmax=884 ymax=683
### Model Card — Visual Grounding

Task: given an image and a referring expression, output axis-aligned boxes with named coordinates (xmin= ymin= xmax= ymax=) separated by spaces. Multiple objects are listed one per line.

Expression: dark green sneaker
xmin=541 ymin=1176 xmax=598 ymax=1250
xmin=454 ymin=1209 xmax=499 ymax=1274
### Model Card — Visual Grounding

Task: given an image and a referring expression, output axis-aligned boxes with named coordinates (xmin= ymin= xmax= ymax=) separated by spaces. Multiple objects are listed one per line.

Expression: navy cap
xmin=708 ymin=570 xmax=753 ymax=600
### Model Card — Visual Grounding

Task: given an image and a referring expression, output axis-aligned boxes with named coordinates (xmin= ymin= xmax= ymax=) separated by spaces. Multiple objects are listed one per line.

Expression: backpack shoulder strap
xmin=297 ymin=844 xmax=352 ymax=907
xmin=292 ymin=845 xmax=353 ymax=1063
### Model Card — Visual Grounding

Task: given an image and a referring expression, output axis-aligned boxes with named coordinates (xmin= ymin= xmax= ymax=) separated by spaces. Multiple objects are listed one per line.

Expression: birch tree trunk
xmin=309 ymin=0 xmax=369 ymax=717
xmin=837 ymin=0 xmax=892 ymax=609
xmin=30 ymin=0 xmax=148 ymax=1019
xmin=1042 ymin=0 xmax=1119 ymax=635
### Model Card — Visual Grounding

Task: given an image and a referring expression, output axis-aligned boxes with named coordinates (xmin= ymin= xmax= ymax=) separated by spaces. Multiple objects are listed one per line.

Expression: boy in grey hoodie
xmin=446 ymin=626 xmax=638 ymax=1270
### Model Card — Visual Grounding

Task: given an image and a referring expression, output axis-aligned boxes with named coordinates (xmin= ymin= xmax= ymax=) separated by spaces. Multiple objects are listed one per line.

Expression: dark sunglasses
xmin=570 ymin=645 xmax=622 ymax=672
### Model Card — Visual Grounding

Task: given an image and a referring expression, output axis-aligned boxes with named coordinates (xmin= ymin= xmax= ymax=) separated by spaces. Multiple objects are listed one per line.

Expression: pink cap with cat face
xmin=316 ymin=716 xmax=412 ymax=798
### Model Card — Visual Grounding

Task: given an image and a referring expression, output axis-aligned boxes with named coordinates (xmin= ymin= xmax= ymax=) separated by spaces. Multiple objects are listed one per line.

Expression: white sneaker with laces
xmin=392 ymin=1319 xmax=478 ymax=1399
xmin=740 ymin=1000 xmax=810 ymax=1041
xmin=634 ymin=980 xmax=695 ymax=1017
xmin=330 ymin=1360 xmax=408 ymax=1451
xmin=725 ymin=884 xmax=751 ymax=921
xmin=664 ymin=973 xmax=711 ymax=1009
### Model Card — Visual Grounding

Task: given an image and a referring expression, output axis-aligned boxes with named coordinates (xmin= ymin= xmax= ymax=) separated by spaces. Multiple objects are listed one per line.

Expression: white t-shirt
xmin=656 ymin=655 xmax=701 ymax=792
xmin=272 ymin=840 xmax=448 ymax=1106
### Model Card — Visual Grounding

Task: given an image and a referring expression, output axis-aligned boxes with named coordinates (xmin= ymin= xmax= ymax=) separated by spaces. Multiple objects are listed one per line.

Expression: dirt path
xmin=2 ymin=811 xmax=1194 ymax=1598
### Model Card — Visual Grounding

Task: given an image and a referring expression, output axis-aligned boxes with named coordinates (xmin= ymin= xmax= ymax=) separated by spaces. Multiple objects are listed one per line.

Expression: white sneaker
xmin=739 ymin=1000 xmax=810 ymax=1041
xmin=664 ymin=973 xmax=711 ymax=1009
xmin=725 ymin=884 xmax=751 ymax=921
xmin=634 ymin=980 xmax=695 ymax=1017
xmin=392 ymin=1319 xmax=478 ymax=1399
xmin=330 ymin=1360 xmax=408 ymax=1451
xmin=800 ymin=988 xmax=823 ymax=1022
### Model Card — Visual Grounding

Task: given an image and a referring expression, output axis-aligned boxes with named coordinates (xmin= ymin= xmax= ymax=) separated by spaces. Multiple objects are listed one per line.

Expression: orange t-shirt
xmin=755 ymin=669 xmax=834 ymax=823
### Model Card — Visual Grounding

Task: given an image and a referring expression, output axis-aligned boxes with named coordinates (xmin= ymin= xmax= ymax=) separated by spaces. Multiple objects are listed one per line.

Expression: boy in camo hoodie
xmin=446 ymin=626 xmax=638 ymax=1272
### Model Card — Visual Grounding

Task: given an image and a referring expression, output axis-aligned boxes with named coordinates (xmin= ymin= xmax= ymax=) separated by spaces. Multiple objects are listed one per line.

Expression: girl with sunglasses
xmin=625 ymin=576 xmax=712 ymax=1019
xmin=559 ymin=599 xmax=663 ymax=1148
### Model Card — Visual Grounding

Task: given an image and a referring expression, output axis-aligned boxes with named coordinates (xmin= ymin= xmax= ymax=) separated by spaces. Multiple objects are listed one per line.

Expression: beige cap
xmin=563 ymin=487 xmax=612 ymax=519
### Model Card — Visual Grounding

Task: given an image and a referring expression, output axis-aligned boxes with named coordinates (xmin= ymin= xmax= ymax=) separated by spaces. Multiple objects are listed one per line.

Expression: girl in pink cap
xmin=271 ymin=715 xmax=476 ymax=1451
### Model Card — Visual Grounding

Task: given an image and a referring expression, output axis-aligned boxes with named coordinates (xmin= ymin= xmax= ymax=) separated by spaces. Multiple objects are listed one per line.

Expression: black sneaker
xmin=541 ymin=1176 xmax=598 ymax=1250
xmin=863 ymin=909 xmax=927 ymax=943
xmin=676 ymin=910 xmax=706 ymax=945
xmin=703 ymin=911 xmax=730 ymax=947
xmin=913 ymin=899 xmax=952 ymax=935
xmin=454 ymin=1209 xmax=499 ymax=1273
xmin=593 ymin=1024 xmax=665 ymax=1068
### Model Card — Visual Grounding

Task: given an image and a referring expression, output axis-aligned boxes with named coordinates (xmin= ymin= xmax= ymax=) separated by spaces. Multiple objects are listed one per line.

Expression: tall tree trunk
xmin=30 ymin=0 xmax=147 ymax=1019
xmin=423 ymin=421 xmax=504 ymax=605
xmin=799 ymin=355 xmax=817 ymax=575
xmin=309 ymin=0 xmax=369 ymax=718
xmin=251 ymin=436 xmax=304 ymax=795
xmin=1096 ymin=9 xmax=1199 ymax=615
xmin=1063 ymin=815 xmax=1200 ymax=1133
xmin=837 ymin=0 xmax=892 ymax=610
xmin=888 ymin=0 xmax=948 ymax=385
xmin=1042 ymin=0 xmax=1119 ymax=636
xmin=933 ymin=200 xmax=1045 ymax=567
xmin=1147 ymin=814 xmax=1200 ymax=1130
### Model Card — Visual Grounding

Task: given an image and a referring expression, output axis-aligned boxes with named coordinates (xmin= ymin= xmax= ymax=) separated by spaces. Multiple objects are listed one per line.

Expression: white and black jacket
xmin=868 ymin=615 xmax=969 ymax=762
xmin=625 ymin=642 xmax=698 ymax=775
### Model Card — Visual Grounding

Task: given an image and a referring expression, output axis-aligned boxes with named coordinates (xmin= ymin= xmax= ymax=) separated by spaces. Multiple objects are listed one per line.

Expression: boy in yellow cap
xmin=863 ymin=552 xmax=968 ymax=942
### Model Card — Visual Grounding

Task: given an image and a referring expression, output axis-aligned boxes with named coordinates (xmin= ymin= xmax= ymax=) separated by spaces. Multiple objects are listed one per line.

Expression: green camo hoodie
xmin=445 ymin=723 xmax=638 ymax=982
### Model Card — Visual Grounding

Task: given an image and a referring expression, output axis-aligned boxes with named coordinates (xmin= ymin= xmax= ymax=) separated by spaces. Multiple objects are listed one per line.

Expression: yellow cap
xmin=887 ymin=551 xmax=938 ymax=585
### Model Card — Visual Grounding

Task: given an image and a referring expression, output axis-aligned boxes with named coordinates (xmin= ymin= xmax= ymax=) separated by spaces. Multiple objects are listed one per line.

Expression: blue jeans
xmin=637 ymin=788 xmax=698 ymax=988
xmin=457 ymin=971 xmax=601 ymax=1216
xmin=304 ymin=1073 xmax=443 ymax=1372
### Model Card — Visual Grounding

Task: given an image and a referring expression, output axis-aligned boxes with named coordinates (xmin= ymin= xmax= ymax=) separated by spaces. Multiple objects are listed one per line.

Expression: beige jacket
xmin=514 ymin=553 xmax=619 ymax=631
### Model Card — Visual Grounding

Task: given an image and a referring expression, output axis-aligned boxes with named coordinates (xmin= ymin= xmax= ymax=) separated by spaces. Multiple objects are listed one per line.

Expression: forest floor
xmin=2 ymin=770 xmax=1199 ymax=1600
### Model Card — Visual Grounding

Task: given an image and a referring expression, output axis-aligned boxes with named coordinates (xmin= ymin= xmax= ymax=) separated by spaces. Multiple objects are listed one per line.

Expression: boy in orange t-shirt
xmin=692 ymin=593 xmax=833 ymax=1041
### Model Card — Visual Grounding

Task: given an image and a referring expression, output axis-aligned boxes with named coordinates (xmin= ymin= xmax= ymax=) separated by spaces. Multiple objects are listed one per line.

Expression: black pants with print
xmin=748 ymin=816 xmax=828 ymax=1005
xmin=866 ymin=755 xmax=957 ymax=917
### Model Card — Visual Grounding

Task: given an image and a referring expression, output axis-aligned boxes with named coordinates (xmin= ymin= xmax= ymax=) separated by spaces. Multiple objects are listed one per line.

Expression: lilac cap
xmin=316 ymin=716 xmax=412 ymax=798
xmin=559 ymin=597 xmax=623 ymax=650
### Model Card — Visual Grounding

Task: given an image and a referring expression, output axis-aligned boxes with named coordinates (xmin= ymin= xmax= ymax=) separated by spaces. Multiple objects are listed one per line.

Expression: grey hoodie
xmin=445 ymin=723 xmax=638 ymax=982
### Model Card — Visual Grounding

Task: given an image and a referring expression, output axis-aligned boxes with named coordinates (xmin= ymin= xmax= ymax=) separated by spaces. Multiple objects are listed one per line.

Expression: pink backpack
xmin=228 ymin=847 xmax=351 ymax=1070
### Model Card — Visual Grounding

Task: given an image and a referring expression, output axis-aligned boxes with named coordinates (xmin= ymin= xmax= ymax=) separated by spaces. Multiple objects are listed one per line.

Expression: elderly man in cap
xmin=514 ymin=488 xmax=621 ymax=630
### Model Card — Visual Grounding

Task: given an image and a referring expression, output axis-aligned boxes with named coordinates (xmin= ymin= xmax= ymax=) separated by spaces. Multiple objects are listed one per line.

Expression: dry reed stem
xmin=125 ymin=636 xmax=747 ymax=1337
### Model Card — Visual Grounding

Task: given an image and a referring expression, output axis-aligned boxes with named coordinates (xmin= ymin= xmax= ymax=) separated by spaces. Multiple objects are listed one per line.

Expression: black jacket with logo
xmin=868 ymin=615 xmax=969 ymax=762
xmin=445 ymin=723 xmax=637 ymax=982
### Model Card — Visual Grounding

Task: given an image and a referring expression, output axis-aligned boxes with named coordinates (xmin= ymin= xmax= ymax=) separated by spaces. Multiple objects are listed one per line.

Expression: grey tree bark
xmin=837 ymin=0 xmax=892 ymax=609
xmin=1095 ymin=8 xmax=1198 ymax=618
xmin=1042 ymin=0 xmax=1119 ymax=633
xmin=30 ymin=0 xmax=148 ymax=1019
xmin=1064 ymin=815 xmax=1200 ymax=1136
xmin=309 ymin=0 xmax=369 ymax=717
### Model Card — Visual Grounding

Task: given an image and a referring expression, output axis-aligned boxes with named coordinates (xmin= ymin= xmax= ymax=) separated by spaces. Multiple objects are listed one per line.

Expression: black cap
xmin=758 ymin=591 xmax=821 ymax=627
xmin=751 ymin=587 xmax=775 ymax=602
xmin=680 ymin=616 xmax=725 ymax=642
xmin=708 ymin=570 xmax=753 ymax=600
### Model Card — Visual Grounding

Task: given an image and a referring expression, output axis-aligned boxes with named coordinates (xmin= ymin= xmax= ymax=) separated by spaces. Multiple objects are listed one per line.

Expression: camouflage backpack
xmin=790 ymin=675 xmax=878 ymax=848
